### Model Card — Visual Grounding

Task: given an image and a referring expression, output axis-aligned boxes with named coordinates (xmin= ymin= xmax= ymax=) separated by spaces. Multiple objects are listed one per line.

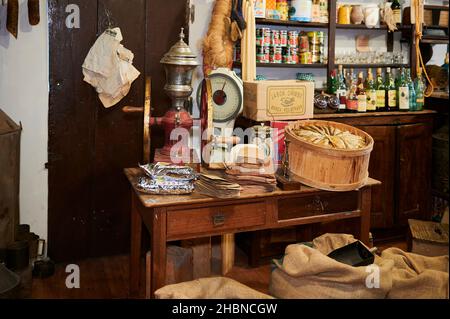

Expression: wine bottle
xmin=365 ymin=68 xmax=377 ymax=112
xmin=386 ymin=67 xmax=397 ymax=111
xmin=375 ymin=68 xmax=386 ymax=111
xmin=356 ymin=71 xmax=367 ymax=113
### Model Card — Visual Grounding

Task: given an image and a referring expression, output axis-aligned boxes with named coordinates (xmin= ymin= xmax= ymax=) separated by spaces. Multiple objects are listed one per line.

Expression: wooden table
xmin=125 ymin=168 xmax=380 ymax=298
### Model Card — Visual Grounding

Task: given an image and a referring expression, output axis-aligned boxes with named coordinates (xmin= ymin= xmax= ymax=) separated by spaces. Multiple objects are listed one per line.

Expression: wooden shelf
xmin=234 ymin=62 xmax=327 ymax=69
xmin=421 ymin=35 xmax=449 ymax=44
xmin=338 ymin=63 xmax=409 ymax=69
xmin=255 ymin=18 xmax=328 ymax=28
xmin=313 ymin=109 xmax=436 ymax=119
xmin=424 ymin=5 xmax=449 ymax=11
xmin=336 ymin=24 xmax=410 ymax=31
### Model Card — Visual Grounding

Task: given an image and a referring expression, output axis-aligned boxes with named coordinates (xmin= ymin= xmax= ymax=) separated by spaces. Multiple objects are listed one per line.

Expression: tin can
xmin=308 ymin=31 xmax=324 ymax=45
xmin=263 ymin=28 xmax=271 ymax=46
xmin=280 ymin=30 xmax=288 ymax=47
xmin=287 ymin=30 xmax=299 ymax=47
xmin=270 ymin=46 xmax=282 ymax=63
xmin=276 ymin=0 xmax=289 ymax=21
xmin=311 ymin=52 xmax=321 ymax=63
xmin=256 ymin=46 xmax=265 ymax=63
xmin=256 ymin=28 xmax=264 ymax=46
xmin=300 ymin=52 xmax=312 ymax=64
xmin=271 ymin=29 xmax=280 ymax=47
xmin=263 ymin=46 xmax=270 ymax=62
xmin=290 ymin=47 xmax=299 ymax=64
xmin=299 ymin=35 xmax=310 ymax=52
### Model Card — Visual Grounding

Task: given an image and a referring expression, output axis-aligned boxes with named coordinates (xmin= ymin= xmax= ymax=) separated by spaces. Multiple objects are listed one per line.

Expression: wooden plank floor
xmin=32 ymin=241 xmax=406 ymax=299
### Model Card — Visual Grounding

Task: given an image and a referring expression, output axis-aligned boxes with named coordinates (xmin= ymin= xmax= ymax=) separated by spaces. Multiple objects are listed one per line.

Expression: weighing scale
xmin=197 ymin=68 xmax=244 ymax=168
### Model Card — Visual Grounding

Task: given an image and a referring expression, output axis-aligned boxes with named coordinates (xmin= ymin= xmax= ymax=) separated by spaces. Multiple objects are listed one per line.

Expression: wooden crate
xmin=408 ymin=219 xmax=449 ymax=257
xmin=243 ymin=80 xmax=314 ymax=122
xmin=285 ymin=120 xmax=374 ymax=191
xmin=0 ymin=109 xmax=21 ymax=250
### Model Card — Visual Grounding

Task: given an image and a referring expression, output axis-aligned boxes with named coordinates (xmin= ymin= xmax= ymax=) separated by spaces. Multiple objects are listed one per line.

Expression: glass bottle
xmin=346 ymin=69 xmax=358 ymax=113
xmin=336 ymin=65 xmax=348 ymax=112
xmin=375 ymin=68 xmax=386 ymax=111
xmin=385 ymin=67 xmax=397 ymax=111
xmin=356 ymin=71 xmax=367 ymax=112
xmin=365 ymin=68 xmax=377 ymax=112
xmin=328 ymin=69 xmax=338 ymax=94
xmin=398 ymin=68 xmax=410 ymax=111
xmin=414 ymin=67 xmax=426 ymax=111
xmin=406 ymin=68 xmax=416 ymax=111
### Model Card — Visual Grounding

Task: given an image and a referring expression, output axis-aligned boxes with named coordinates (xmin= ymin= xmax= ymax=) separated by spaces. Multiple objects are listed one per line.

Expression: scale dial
xmin=197 ymin=68 xmax=243 ymax=124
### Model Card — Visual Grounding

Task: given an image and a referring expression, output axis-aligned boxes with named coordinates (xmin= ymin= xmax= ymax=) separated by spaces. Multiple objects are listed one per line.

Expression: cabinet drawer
xmin=278 ymin=192 xmax=359 ymax=221
xmin=167 ymin=202 xmax=267 ymax=239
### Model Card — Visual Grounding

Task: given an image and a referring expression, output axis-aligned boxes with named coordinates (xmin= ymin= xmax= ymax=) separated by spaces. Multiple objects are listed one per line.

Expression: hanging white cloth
xmin=82 ymin=28 xmax=141 ymax=108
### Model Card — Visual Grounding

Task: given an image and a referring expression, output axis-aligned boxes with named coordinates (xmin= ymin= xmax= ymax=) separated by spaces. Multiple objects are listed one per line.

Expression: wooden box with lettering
xmin=243 ymin=80 xmax=314 ymax=122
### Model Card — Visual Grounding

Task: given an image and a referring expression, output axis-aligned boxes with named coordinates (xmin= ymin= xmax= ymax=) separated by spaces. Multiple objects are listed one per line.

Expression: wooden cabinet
xmin=357 ymin=125 xmax=396 ymax=229
xmin=238 ymin=111 xmax=435 ymax=264
xmin=396 ymin=123 xmax=433 ymax=226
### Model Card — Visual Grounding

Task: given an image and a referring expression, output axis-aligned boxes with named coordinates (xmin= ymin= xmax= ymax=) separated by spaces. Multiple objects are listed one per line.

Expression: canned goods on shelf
xmin=288 ymin=31 xmax=299 ymax=47
xmin=271 ymin=29 xmax=280 ymax=47
xmin=263 ymin=28 xmax=271 ymax=46
xmin=280 ymin=30 xmax=288 ymax=47
xmin=299 ymin=35 xmax=310 ymax=53
xmin=300 ymin=52 xmax=312 ymax=64
xmin=270 ymin=47 xmax=282 ymax=63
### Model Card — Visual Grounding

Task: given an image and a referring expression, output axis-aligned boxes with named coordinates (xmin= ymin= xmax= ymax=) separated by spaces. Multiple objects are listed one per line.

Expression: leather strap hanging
xmin=6 ymin=0 xmax=19 ymax=38
xmin=28 ymin=0 xmax=40 ymax=26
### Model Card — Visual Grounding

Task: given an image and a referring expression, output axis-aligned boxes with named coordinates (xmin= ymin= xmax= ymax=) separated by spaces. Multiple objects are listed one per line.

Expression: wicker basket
xmin=285 ymin=120 xmax=374 ymax=191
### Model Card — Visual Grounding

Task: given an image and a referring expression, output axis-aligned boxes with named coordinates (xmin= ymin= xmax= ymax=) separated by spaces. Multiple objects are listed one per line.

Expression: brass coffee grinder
xmin=123 ymin=28 xmax=199 ymax=164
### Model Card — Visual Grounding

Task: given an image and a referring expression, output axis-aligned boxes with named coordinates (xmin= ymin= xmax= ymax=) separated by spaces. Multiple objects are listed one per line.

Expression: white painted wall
xmin=0 ymin=0 xmax=48 ymax=241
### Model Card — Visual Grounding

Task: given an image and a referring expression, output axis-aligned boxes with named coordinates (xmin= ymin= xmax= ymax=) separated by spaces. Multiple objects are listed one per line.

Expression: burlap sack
xmin=270 ymin=233 xmax=449 ymax=299
xmin=381 ymin=248 xmax=449 ymax=299
xmin=155 ymin=277 xmax=273 ymax=299
xmin=270 ymin=238 xmax=394 ymax=299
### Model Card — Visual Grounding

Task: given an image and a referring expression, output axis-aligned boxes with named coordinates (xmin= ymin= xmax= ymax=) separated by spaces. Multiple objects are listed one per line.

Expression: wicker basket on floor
xmin=285 ymin=120 xmax=374 ymax=191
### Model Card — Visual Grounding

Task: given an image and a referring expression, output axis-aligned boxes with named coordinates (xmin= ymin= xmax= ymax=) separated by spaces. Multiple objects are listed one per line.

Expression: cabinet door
xmin=358 ymin=126 xmax=396 ymax=229
xmin=397 ymin=123 xmax=433 ymax=225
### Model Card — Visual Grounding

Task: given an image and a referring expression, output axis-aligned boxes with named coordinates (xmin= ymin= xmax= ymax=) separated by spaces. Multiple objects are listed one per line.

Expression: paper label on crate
xmin=266 ymin=86 xmax=306 ymax=116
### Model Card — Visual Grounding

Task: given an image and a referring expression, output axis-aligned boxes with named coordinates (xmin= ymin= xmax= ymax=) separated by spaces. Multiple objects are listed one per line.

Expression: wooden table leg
xmin=360 ymin=187 xmax=372 ymax=245
xmin=130 ymin=192 xmax=143 ymax=298
xmin=221 ymin=233 xmax=235 ymax=275
xmin=150 ymin=207 xmax=167 ymax=298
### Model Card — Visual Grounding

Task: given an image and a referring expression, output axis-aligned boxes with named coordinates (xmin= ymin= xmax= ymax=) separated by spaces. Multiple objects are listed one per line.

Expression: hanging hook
xmin=103 ymin=8 xmax=117 ymax=37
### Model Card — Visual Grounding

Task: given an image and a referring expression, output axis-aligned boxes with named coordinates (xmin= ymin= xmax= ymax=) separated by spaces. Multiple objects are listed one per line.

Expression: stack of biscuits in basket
xmin=225 ymin=145 xmax=277 ymax=193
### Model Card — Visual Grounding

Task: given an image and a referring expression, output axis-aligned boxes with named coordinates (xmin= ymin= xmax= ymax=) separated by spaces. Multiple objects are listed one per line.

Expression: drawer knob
xmin=212 ymin=214 xmax=226 ymax=227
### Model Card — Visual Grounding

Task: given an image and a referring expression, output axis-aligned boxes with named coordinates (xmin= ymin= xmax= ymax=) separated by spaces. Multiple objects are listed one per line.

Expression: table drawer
xmin=167 ymin=202 xmax=267 ymax=239
xmin=278 ymin=192 xmax=359 ymax=221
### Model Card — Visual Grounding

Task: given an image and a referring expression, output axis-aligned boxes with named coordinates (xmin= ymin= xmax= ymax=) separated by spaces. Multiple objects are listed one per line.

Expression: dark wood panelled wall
xmin=48 ymin=0 xmax=187 ymax=262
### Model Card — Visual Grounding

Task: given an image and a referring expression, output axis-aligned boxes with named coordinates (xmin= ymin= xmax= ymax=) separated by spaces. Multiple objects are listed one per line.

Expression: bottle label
xmin=346 ymin=99 xmax=358 ymax=111
xmin=337 ymin=89 xmax=347 ymax=109
xmin=393 ymin=9 xmax=401 ymax=24
xmin=367 ymin=91 xmax=377 ymax=111
xmin=399 ymin=87 xmax=410 ymax=110
xmin=416 ymin=98 xmax=424 ymax=104
xmin=357 ymin=95 xmax=367 ymax=112
xmin=376 ymin=90 xmax=386 ymax=108
xmin=388 ymin=90 xmax=397 ymax=107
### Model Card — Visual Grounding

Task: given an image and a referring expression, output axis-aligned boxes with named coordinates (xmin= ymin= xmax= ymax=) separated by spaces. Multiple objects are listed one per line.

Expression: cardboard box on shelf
xmin=243 ymin=80 xmax=314 ymax=122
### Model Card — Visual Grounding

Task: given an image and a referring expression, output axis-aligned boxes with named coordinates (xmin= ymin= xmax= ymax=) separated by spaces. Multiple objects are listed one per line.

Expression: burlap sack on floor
xmin=270 ymin=233 xmax=449 ymax=299
xmin=155 ymin=277 xmax=273 ymax=299
xmin=381 ymin=248 xmax=449 ymax=299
